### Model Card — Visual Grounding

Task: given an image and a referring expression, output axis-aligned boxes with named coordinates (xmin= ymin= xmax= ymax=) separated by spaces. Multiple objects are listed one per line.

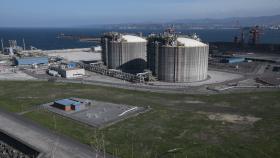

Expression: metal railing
xmin=79 ymin=63 xmax=152 ymax=83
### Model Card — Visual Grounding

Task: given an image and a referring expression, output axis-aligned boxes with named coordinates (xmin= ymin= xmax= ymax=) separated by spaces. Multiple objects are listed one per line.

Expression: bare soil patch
xmin=198 ymin=112 xmax=262 ymax=124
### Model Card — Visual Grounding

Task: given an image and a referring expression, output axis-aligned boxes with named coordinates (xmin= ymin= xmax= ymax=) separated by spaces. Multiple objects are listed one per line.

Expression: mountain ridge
xmin=172 ymin=14 xmax=280 ymax=26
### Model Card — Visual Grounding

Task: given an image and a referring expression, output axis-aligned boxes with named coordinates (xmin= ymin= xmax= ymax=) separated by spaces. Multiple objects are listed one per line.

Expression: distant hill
xmin=86 ymin=15 xmax=280 ymax=30
xmin=172 ymin=15 xmax=280 ymax=26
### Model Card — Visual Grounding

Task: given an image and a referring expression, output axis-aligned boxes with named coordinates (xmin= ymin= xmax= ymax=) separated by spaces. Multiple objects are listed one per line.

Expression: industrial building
xmin=52 ymin=98 xmax=87 ymax=111
xmin=147 ymin=34 xmax=209 ymax=82
xmin=1 ymin=40 xmax=23 ymax=56
xmin=14 ymin=56 xmax=49 ymax=66
xmin=65 ymin=62 xmax=77 ymax=69
xmin=49 ymin=62 xmax=85 ymax=78
xmin=59 ymin=68 xmax=85 ymax=78
xmin=47 ymin=69 xmax=60 ymax=77
xmin=101 ymin=32 xmax=147 ymax=73
xmin=50 ymin=67 xmax=85 ymax=78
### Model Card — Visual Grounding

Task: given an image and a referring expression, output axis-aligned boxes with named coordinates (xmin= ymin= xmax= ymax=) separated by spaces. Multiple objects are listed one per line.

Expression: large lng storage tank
xmin=101 ymin=32 xmax=147 ymax=73
xmin=147 ymin=34 xmax=209 ymax=82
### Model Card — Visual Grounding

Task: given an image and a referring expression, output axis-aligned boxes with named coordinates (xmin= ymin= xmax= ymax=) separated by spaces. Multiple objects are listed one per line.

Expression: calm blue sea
xmin=0 ymin=28 xmax=279 ymax=50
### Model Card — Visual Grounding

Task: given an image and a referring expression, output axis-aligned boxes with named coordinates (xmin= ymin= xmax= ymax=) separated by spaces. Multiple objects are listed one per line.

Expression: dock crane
xmin=249 ymin=25 xmax=263 ymax=45
xmin=1 ymin=39 xmax=4 ymax=53
xmin=234 ymin=25 xmax=263 ymax=45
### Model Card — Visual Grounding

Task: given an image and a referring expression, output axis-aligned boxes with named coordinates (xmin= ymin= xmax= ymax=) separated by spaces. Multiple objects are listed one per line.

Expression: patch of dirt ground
xmin=184 ymin=100 xmax=205 ymax=104
xmin=198 ymin=112 xmax=262 ymax=124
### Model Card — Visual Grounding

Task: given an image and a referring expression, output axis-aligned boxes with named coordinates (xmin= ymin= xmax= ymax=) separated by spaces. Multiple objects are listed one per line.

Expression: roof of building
xmin=122 ymin=35 xmax=147 ymax=43
xmin=177 ymin=37 xmax=207 ymax=47
xmin=15 ymin=56 xmax=49 ymax=65
xmin=55 ymin=99 xmax=81 ymax=106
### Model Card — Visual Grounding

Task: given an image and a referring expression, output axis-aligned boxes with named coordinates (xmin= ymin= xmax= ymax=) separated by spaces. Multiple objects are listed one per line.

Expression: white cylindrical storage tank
xmin=102 ymin=33 xmax=147 ymax=74
xmin=148 ymin=36 xmax=209 ymax=82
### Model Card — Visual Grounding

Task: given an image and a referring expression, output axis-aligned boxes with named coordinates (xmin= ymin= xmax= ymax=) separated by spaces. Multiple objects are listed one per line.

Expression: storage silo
xmin=148 ymin=35 xmax=209 ymax=82
xmin=101 ymin=32 xmax=147 ymax=73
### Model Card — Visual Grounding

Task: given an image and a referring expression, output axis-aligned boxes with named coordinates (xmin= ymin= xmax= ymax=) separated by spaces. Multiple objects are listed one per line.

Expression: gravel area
xmin=46 ymin=50 xmax=101 ymax=62
xmin=0 ymin=141 xmax=30 ymax=158
xmin=0 ymin=69 xmax=35 ymax=81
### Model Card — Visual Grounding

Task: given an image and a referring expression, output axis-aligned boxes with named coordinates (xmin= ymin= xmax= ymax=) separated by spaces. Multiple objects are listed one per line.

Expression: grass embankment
xmin=0 ymin=81 xmax=279 ymax=158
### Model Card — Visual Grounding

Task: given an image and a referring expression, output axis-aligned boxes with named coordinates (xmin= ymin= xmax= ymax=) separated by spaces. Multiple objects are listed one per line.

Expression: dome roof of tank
xmin=177 ymin=37 xmax=207 ymax=47
xmin=122 ymin=35 xmax=147 ymax=43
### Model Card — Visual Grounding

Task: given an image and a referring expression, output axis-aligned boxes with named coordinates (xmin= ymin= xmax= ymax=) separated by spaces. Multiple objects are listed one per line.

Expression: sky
xmin=0 ymin=0 xmax=280 ymax=27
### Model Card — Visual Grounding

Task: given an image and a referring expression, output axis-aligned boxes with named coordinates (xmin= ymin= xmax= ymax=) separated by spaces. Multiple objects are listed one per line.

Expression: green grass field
xmin=0 ymin=80 xmax=280 ymax=158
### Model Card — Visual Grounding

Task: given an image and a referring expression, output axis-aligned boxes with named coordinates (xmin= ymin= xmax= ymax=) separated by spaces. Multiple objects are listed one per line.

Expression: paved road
xmin=22 ymin=69 xmax=223 ymax=94
xmin=23 ymin=68 xmax=279 ymax=95
xmin=0 ymin=109 xmax=114 ymax=158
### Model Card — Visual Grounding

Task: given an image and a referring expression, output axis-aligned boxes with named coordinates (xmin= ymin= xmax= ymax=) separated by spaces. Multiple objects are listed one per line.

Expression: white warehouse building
xmin=59 ymin=68 xmax=85 ymax=78
xmin=50 ymin=64 xmax=86 ymax=78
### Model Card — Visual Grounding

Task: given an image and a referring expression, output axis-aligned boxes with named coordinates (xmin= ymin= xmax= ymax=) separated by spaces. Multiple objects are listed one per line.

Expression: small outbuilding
xmin=52 ymin=98 xmax=86 ymax=111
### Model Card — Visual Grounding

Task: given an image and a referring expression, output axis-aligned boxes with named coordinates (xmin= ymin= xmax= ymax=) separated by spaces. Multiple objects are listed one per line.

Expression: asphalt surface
xmin=0 ymin=109 xmax=114 ymax=158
